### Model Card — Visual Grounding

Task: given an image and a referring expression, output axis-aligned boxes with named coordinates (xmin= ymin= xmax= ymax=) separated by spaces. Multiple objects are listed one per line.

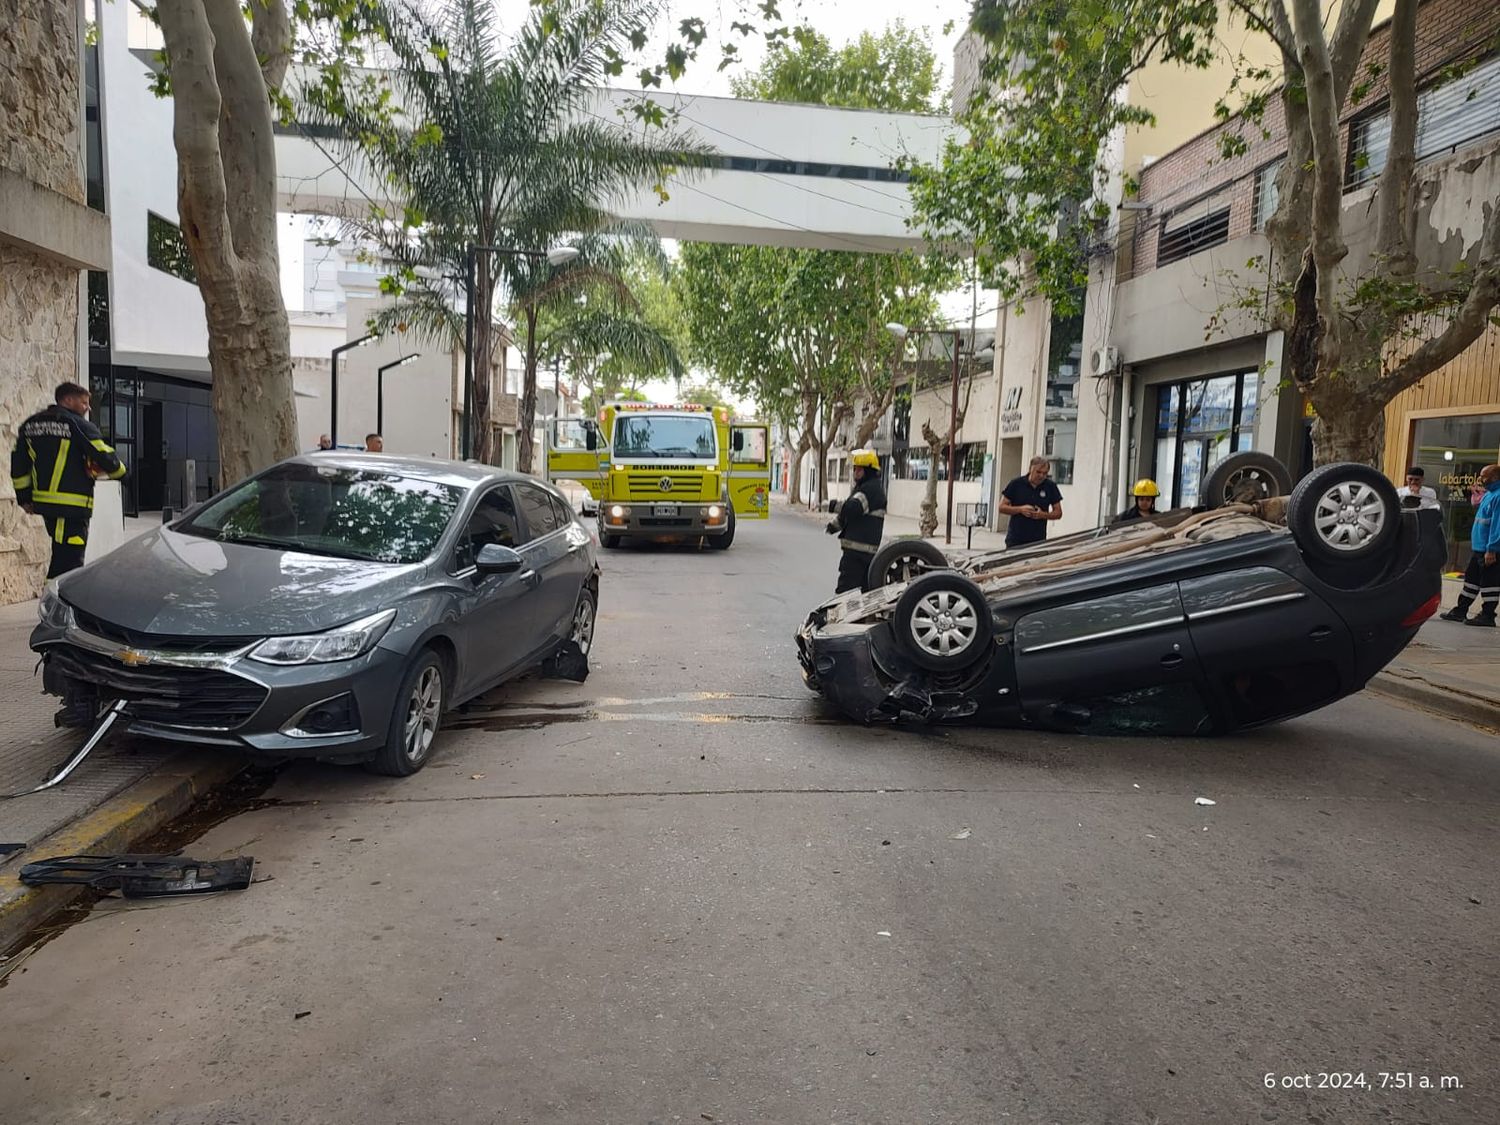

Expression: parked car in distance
xmin=32 ymin=455 xmax=599 ymax=776
xmin=798 ymin=456 xmax=1445 ymax=735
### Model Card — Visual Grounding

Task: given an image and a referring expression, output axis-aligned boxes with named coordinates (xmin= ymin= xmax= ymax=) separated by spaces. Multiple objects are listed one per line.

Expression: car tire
xmin=599 ymin=523 xmax=622 ymax=549
xmin=367 ymin=649 xmax=445 ymax=778
xmin=866 ymin=539 xmax=949 ymax=591
xmin=1200 ymin=451 xmax=1293 ymax=508
xmin=571 ymin=585 xmax=597 ymax=663
xmin=710 ymin=507 xmax=736 ymax=549
xmin=1287 ymin=461 xmax=1401 ymax=564
xmin=892 ymin=571 xmax=993 ymax=672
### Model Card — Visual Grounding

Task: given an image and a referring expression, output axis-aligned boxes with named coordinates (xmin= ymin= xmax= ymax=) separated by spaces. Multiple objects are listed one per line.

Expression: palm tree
xmin=301 ymin=0 xmax=700 ymax=464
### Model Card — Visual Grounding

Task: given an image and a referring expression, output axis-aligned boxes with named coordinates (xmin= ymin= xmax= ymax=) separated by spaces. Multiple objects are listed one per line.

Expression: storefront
xmin=1407 ymin=412 xmax=1500 ymax=573
xmin=1148 ymin=369 xmax=1260 ymax=508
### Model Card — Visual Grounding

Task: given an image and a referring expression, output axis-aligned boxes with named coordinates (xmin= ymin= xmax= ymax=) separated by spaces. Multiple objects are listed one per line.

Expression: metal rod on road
xmin=25 ymin=700 xmax=128 ymax=794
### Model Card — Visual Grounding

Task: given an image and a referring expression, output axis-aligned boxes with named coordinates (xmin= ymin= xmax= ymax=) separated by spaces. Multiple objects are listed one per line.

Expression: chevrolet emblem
xmin=113 ymin=648 xmax=152 ymax=667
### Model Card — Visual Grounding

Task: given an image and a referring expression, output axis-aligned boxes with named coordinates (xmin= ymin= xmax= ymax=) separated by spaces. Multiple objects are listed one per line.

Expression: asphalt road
xmin=2 ymin=509 xmax=1497 ymax=1125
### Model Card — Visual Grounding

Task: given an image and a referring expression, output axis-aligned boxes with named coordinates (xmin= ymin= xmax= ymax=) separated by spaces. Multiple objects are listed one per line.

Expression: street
xmin=1 ymin=510 xmax=1497 ymax=1125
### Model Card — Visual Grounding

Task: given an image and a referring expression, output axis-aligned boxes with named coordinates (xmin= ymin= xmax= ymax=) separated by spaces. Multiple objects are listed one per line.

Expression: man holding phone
xmin=999 ymin=455 xmax=1064 ymax=550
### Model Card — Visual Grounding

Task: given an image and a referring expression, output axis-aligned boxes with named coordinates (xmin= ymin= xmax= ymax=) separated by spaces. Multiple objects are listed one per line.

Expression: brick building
xmin=1072 ymin=0 xmax=1500 ymax=571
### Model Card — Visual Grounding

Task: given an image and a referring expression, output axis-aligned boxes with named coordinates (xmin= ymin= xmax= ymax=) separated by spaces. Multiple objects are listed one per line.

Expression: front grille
xmin=72 ymin=609 xmax=249 ymax=654
xmin=625 ymin=474 xmax=707 ymax=500
xmin=47 ymin=645 xmax=268 ymax=730
xmin=640 ymin=518 xmax=694 ymax=527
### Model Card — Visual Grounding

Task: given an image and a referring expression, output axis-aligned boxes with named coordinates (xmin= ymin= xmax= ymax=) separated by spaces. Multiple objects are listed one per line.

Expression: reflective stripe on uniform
xmin=54 ymin=518 xmax=66 ymax=544
xmin=839 ymin=538 xmax=878 ymax=553
xmin=48 ymin=438 xmax=71 ymax=494
xmin=31 ymin=490 xmax=94 ymax=509
xmin=849 ymin=493 xmax=869 ymax=513
xmin=67 ymin=535 xmax=86 ymax=546
xmin=11 ymin=473 xmax=30 ymax=490
xmin=869 ymin=509 xmax=886 ymax=517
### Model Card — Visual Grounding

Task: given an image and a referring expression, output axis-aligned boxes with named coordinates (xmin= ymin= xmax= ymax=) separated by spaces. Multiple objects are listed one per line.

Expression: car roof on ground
xmin=281 ymin=454 xmax=534 ymax=490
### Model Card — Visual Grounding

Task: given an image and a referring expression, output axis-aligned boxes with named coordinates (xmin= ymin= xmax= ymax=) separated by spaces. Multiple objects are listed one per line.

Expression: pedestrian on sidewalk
xmin=10 ymin=382 xmax=126 ymax=579
xmin=827 ymin=448 xmax=886 ymax=593
xmin=1441 ymin=463 xmax=1500 ymax=627
xmin=365 ymin=433 xmax=384 ymax=452
xmin=999 ymin=456 xmax=1064 ymax=549
xmin=1397 ymin=466 xmax=1440 ymax=510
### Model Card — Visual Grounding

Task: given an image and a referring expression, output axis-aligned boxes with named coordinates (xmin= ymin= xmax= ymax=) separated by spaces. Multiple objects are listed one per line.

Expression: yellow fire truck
xmin=547 ymin=402 xmax=771 ymax=549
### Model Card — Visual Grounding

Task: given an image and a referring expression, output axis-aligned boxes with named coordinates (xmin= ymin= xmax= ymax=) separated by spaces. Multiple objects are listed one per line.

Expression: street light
xmin=462 ymin=244 xmax=580 ymax=460
xmin=377 ymin=353 xmax=421 ymax=435
xmin=886 ymin=320 xmax=972 ymax=546
xmin=330 ymin=332 xmax=379 ymax=447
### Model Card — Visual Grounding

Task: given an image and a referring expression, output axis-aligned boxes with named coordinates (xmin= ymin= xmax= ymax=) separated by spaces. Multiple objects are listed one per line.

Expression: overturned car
xmin=796 ymin=456 xmax=1445 ymax=735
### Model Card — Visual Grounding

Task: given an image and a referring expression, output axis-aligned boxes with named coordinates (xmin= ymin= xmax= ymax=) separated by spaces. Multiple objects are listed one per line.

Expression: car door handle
xmin=1308 ymin=625 xmax=1332 ymax=640
xmin=518 ymin=569 xmax=541 ymax=588
xmin=1160 ymin=653 xmax=1185 ymax=669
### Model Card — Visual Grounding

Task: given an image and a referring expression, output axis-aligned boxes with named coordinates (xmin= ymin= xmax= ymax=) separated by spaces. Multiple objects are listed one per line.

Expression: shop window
xmin=1045 ymin=312 xmax=1082 ymax=484
xmin=147 ymin=212 xmax=197 ymax=284
xmin=1411 ymin=412 xmax=1500 ymax=573
xmin=1346 ymin=52 xmax=1500 ymax=188
xmin=1150 ymin=371 xmax=1260 ymax=508
xmin=1156 ymin=208 xmax=1230 ymax=266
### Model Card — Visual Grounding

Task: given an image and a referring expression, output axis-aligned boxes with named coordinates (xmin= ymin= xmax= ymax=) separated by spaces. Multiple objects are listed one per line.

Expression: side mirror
xmin=585 ymin=427 xmax=598 ymax=452
xmin=732 ymin=431 xmax=745 ymax=453
xmin=475 ymin=543 xmax=524 ymax=575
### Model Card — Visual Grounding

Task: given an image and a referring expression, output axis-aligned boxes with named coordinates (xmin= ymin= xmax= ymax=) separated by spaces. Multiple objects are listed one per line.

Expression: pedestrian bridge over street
xmin=274 ymin=81 xmax=957 ymax=254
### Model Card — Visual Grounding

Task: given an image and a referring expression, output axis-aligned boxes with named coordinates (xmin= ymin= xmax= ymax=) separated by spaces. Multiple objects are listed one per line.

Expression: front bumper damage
xmin=797 ymin=612 xmax=1003 ymax=725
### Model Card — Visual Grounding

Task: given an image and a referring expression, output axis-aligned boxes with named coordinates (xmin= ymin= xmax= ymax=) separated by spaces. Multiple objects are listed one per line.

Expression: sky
xmin=279 ymin=0 xmax=978 ymax=408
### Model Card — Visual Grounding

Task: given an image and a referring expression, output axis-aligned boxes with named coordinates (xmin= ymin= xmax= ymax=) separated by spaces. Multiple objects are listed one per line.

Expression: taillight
xmin=1401 ymin=593 xmax=1441 ymax=627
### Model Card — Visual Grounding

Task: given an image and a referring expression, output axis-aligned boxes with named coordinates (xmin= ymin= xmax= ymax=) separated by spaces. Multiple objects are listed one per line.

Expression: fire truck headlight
xmin=609 ymin=505 xmax=625 ymax=520
xmin=707 ymin=504 xmax=723 ymax=521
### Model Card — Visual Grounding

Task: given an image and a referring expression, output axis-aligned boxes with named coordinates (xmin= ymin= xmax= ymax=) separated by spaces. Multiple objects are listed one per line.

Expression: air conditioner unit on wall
xmin=1091 ymin=346 xmax=1120 ymax=377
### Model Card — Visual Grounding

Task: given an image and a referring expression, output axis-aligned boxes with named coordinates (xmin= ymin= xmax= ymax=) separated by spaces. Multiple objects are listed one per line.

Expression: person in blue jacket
xmin=1441 ymin=463 xmax=1500 ymax=627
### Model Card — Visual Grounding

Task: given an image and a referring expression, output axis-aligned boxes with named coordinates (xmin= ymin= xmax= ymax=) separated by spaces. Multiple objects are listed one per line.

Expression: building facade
xmin=1 ymin=0 xmax=112 ymax=602
xmin=1076 ymin=0 xmax=1500 ymax=569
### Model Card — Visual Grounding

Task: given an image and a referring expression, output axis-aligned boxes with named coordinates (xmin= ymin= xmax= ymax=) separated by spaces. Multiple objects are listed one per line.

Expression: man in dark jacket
xmin=11 ymin=382 xmax=126 ymax=579
xmin=826 ymin=448 xmax=886 ymax=593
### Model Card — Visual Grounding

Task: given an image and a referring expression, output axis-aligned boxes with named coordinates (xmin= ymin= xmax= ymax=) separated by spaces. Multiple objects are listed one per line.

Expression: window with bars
xmin=1156 ymin=208 xmax=1231 ymax=266
xmin=1346 ymin=52 xmax=1500 ymax=188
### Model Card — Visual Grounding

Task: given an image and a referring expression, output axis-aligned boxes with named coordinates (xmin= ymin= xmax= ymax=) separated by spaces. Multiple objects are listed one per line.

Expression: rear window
xmin=178 ymin=463 xmax=462 ymax=564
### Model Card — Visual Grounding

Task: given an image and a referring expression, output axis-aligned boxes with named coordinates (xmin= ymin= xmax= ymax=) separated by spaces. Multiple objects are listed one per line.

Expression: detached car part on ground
xmin=31 ymin=456 xmax=600 ymax=778
xmin=798 ymin=457 xmax=1445 ymax=734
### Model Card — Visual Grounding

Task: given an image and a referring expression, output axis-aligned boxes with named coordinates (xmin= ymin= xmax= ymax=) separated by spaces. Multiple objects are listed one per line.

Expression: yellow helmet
xmin=851 ymin=448 xmax=880 ymax=469
xmin=1131 ymin=478 xmax=1161 ymax=498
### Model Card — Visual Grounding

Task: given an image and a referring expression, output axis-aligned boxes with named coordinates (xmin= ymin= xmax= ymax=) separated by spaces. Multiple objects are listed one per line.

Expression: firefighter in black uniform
xmin=826 ymin=448 xmax=887 ymax=593
xmin=11 ymin=382 xmax=127 ymax=579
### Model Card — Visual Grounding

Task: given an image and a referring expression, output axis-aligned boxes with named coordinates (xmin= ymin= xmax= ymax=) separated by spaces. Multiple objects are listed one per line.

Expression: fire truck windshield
xmin=612 ymin=415 xmax=717 ymax=460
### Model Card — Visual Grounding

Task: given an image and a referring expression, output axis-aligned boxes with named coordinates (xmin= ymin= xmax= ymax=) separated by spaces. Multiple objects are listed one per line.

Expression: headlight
xmin=249 ymin=609 xmax=396 ymax=666
xmin=609 ymin=505 xmax=625 ymax=519
xmin=707 ymin=504 xmax=723 ymax=520
xmin=37 ymin=585 xmax=76 ymax=630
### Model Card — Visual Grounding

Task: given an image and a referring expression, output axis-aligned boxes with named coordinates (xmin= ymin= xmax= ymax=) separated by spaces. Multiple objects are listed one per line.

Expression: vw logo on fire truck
xmin=659 ymin=477 xmax=674 ymax=492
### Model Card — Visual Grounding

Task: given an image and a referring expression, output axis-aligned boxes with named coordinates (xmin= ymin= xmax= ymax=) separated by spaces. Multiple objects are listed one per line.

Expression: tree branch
xmin=1328 ymin=0 xmax=1383 ymax=105
xmin=1375 ymin=0 xmax=1418 ymax=276
xmin=154 ymin=0 xmax=238 ymax=296
xmin=1229 ymin=0 xmax=1296 ymax=58
xmin=201 ymin=0 xmax=278 ymax=265
xmin=250 ymin=0 xmax=292 ymax=91
xmin=1378 ymin=200 xmax=1500 ymax=399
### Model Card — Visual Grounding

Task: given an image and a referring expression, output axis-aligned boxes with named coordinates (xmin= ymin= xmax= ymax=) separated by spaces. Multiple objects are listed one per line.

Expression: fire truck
xmin=546 ymin=402 xmax=771 ymax=549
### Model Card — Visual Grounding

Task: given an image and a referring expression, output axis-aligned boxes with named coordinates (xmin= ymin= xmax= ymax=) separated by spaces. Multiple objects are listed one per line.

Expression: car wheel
xmin=598 ymin=522 xmax=622 ymax=549
xmin=571 ymin=585 xmax=597 ymax=661
xmin=893 ymin=572 xmax=994 ymax=672
xmin=866 ymin=539 xmax=949 ymax=591
xmin=1287 ymin=462 xmax=1401 ymax=563
xmin=367 ymin=650 xmax=445 ymax=777
xmin=1200 ymin=451 xmax=1293 ymax=508
xmin=710 ymin=507 xmax=736 ymax=549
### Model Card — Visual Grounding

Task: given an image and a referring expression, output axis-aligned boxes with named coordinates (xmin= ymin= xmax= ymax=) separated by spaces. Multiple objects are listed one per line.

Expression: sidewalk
xmin=777 ymin=495 xmax=1498 ymax=730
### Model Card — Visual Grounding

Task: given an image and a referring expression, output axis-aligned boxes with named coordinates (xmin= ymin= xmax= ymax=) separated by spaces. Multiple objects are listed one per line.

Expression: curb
xmin=1367 ymin=672 xmax=1500 ymax=733
xmin=0 ymin=753 xmax=247 ymax=955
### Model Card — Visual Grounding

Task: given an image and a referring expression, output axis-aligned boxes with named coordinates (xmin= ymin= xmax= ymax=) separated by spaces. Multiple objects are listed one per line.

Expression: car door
xmin=546 ymin=418 xmax=605 ymax=501
xmin=514 ymin=482 xmax=587 ymax=647
xmin=1180 ymin=566 xmax=1355 ymax=727
xmin=728 ymin=424 xmax=771 ymax=519
xmin=449 ymin=485 xmax=535 ymax=698
xmin=1012 ymin=581 xmax=1214 ymax=734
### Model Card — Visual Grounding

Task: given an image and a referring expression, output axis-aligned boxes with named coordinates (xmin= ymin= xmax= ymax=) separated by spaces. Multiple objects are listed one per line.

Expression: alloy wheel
xmin=910 ymin=589 xmax=980 ymax=658
xmin=1312 ymin=480 xmax=1388 ymax=552
xmin=572 ymin=596 xmax=595 ymax=655
xmin=403 ymin=665 xmax=442 ymax=763
xmin=884 ymin=554 xmax=933 ymax=586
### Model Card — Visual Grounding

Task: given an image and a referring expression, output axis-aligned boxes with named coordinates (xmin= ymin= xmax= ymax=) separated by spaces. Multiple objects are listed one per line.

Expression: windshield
xmin=612 ymin=415 xmax=717 ymax=460
xmin=177 ymin=464 xmax=463 ymax=564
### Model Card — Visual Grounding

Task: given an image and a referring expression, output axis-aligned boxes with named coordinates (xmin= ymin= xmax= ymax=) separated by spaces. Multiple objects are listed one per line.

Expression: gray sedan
xmin=31 ymin=455 xmax=599 ymax=776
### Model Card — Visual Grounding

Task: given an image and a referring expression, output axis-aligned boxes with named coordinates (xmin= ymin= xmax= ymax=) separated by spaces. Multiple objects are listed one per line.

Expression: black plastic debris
xmin=19 ymin=854 xmax=255 ymax=898
xmin=541 ymin=640 xmax=590 ymax=683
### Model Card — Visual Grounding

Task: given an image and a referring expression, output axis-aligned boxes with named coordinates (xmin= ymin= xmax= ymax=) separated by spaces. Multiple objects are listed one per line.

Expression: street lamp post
xmin=887 ymin=322 xmax=965 ymax=545
xmin=330 ymin=332 xmax=379 ymax=448
xmin=461 ymin=243 xmax=580 ymax=461
xmin=377 ymin=353 xmax=421 ymax=435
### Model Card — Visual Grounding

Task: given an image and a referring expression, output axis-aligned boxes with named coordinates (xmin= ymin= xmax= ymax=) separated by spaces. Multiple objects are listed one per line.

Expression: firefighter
xmin=11 ymin=381 xmax=127 ymax=580
xmin=826 ymin=448 xmax=886 ymax=593
xmin=1116 ymin=478 xmax=1161 ymax=522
